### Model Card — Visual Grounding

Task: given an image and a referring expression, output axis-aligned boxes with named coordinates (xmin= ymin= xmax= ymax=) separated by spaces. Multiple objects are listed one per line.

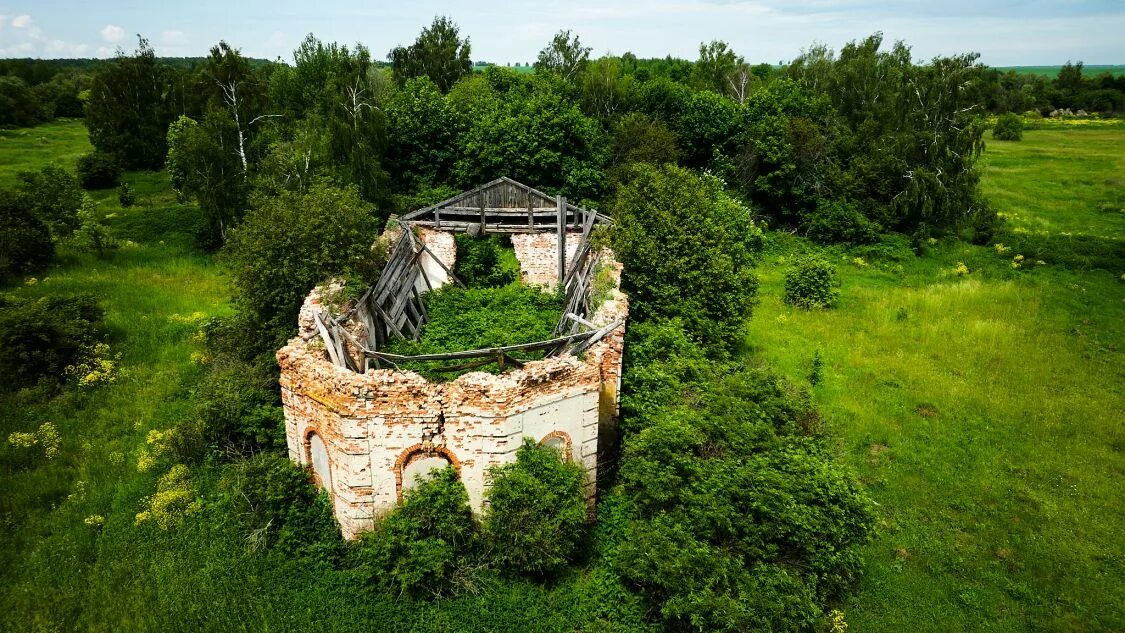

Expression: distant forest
xmin=2 ymin=51 xmax=1124 ymax=130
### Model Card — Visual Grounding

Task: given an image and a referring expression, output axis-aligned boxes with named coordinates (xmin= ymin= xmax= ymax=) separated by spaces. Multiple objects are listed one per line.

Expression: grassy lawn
xmin=0 ymin=121 xmax=232 ymax=629
xmin=0 ymin=119 xmax=92 ymax=185
xmin=748 ymin=128 xmax=1124 ymax=631
xmin=982 ymin=127 xmax=1124 ymax=238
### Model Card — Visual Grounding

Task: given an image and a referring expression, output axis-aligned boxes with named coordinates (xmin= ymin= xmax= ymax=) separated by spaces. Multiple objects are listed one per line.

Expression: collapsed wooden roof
xmin=400 ymin=176 xmax=611 ymax=233
xmin=313 ymin=177 xmax=621 ymax=374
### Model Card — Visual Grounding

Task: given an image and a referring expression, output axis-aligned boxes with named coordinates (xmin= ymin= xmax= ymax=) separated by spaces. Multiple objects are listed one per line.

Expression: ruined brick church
xmin=276 ymin=178 xmax=628 ymax=539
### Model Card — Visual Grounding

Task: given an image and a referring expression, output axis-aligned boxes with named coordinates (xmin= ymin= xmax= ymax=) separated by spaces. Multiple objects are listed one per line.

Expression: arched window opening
xmin=539 ymin=431 xmax=573 ymax=461
xmin=394 ymin=444 xmax=461 ymax=502
xmin=307 ymin=431 xmax=332 ymax=489
xmin=402 ymin=454 xmax=452 ymax=492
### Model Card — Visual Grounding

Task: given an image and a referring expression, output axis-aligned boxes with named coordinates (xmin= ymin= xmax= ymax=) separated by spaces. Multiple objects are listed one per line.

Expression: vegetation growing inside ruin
xmin=381 ymin=283 xmax=565 ymax=380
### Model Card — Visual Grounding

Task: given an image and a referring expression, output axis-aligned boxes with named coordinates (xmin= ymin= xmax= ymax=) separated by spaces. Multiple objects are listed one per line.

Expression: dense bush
xmin=0 ymin=191 xmax=54 ymax=281
xmin=801 ymin=199 xmax=880 ymax=245
xmin=117 ymin=182 xmax=136 ymax=207
xmin=191 ymin=362 xmax=285 ymax=458
xmin=614 ymin=321 xmax=873 ymax=631
xmin=784 ymin=255 xmax=840 ymax=309
xmin=383 ymin=283 xmax=563 ymax=380
xmin=76 ymin=151 xmax=122 ymax=189
xmin=0 ymin=294 xmax=105 ymax=392
xmin=223 ymin=183 xmax=380 ymax=336
xmin=0 ymin=76 xmax=49 ymax=127
xmin=992 ymin=113 xmax=1024 ymax=141
xmin=611 ymin=163 xmax=761 ymax=352
xmin=14 ymin=165 xmax=84 ymax=239
xmin=483 ymin=439 xmax=588 ymax=576
xmin=355 ymin=467 xmax=479 ymax=598
xmin=219 ymin=452 xmax=343 ymax=558
xmin=453 ymin=233 xmax=518 ymax=287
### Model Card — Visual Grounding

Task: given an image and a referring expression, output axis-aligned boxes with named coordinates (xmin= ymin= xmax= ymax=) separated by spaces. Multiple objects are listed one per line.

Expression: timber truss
xmin=313 ymin=177 xmax=621 ymax=374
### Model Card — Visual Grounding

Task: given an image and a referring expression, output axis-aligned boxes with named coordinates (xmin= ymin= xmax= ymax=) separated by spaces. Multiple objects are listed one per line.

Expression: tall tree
xmin=535 ymin=30 xmax=591 ymax=82
xmin=388 ymin=16 xmax=472 ymax=93
xmin=199 ymin=42 xmax=273 ymax=173
xmin=85 ymin=37 xmax=177 ymax=169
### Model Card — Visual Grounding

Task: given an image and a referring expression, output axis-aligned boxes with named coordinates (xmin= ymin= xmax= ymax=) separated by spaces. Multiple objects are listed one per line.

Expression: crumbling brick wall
xmin=277 ymin=227 xmax=627 ymax=540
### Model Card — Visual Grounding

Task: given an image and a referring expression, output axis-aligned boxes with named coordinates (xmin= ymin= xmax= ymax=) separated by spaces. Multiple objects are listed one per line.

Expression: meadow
xmin=1 ymin=119 xmax=1122 ymax=631
xmin=747 ymin=127 xmax=1124 ymax=630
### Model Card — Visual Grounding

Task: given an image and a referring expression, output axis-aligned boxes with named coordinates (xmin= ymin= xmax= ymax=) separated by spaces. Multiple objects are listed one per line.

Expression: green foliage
xmin=116 ymin=181 xmax=136 ymax=207
xmin=14 ymin=164 xmax=84 ymax=239
xmin=610 ymin=112 xmax=681 ymax=168
xmin=190 ymin=361 xmax=285 ymax=458
xmin=0 ymin=190 xmax=54 ymax=280
xmin=993 ymin=112 xmax=1024 ymax=140
xmin=784 ymin=255 xmax=840 ymax=309
xmin=75 ymin=151 xmax=122 ymax=189
xmin=223 ymin=183 xmax=379 ymax=336
xmin=611 ymin=163 xmax=761 ymax=352
xmin=85 ymin=38 xmax=180 ymax=169
xmin=0 ymin=294 xmax=105 ymax=393
xmin=615 ymin=322 xmax=873 ymax=632
xmin=453 ymin=233 xmax=518 ymax=287
xmin=165 ymin=112 xmax=247 ymax=247
xmin=389 ymin=16 xmax=472 ymax=93
xmin=483 ymin=438 xmax=588 ymax=576
xmin=385 ymin=77 xmax=458 ymax=190
xmin=355 ymin=467 xmax=478 ymax=598
xmin=454 ymin=82 xmax=609 ymax=202
xmin=801 ymin=199 xmax=880 ymax=245
xmin=0 ymin=76 xmax=49 ymax=127
xmin=384 ymin=284 xmax=563 ymax=380
xmin=70 ymin=198 xmax=119 ymax=258
xmin=535 ymin=30 xmax=591 ymax=82
xmin=219 ymin=452 xmax=344 ymax=558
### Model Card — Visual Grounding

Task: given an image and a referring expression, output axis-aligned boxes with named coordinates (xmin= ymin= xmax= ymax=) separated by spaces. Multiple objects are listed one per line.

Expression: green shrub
xmin=453 ymin=233 xmax=519 ymax=287
xmin=615 ymin=326 xmax=873 ymax=631
xmin=219 ymin=452 xmax=344 ymax=559
xmin=15 ymin=165 xmax=84 ymax=239
xmin=191 ymin=361 xmax=285 ymax=458
xmin=483 ymin=438 xmax=588 ymax=576
xmin=611 ymin=163 xmax=761 ymax=353
xmin=355 ymin=467 xmax=479 ymax=598
xmin=0 ymin=294 xmax=105 ymax=392
xmin=117 ymin=181 xmax=136 ymax=207
xmin=76 ymin=151 xmax=122 ymax=189
xmin=0 ymin=190 xmax=54 ymax=281
xmin=223 ymin=183 xmax=380 ymax=336
xmin=992 ymin=113 xmax=1024 ymax=141
xmin=801 ymin=200 xmax=880 ymax=245
xmin=383 ymin=284 xmax=563 ymax=380
xmin=784 ymin=255 xmax=839 ymax=309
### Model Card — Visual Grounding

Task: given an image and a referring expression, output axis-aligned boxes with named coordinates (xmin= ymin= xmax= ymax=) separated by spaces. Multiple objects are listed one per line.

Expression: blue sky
xmin=0 ymin=1 xmax=1122 ymax=65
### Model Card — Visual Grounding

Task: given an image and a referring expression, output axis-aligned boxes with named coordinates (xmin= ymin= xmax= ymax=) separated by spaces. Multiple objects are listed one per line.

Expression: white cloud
xmin=11 ymin=14 xmax=31 ymax=28
xmin=162 ymin=29 xmax=187 ymax=45
xmin=100 ymin=24 xmax=125 ymax=43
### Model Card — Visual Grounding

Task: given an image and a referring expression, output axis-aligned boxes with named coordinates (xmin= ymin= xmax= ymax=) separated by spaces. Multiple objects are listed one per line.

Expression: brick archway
xmin=394 ymin=443 xmax=462 ymax=502
xmin=539 ymin=430 xmax=573 ymax=461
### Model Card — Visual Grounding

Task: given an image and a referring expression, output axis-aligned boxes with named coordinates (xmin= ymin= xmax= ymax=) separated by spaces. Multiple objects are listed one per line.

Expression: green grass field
xmin=748 ymin=127 xmax=1124 ymax=631
xmin=2 ymin=120 xmax=1122 ymax=631
xmin=994 ymin=65 xmax=1125 ymax=78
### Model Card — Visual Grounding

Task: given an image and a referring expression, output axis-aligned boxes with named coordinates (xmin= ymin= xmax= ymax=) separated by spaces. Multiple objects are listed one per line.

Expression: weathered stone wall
xmin=278 ymin=227 xmax=627 ymax=540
